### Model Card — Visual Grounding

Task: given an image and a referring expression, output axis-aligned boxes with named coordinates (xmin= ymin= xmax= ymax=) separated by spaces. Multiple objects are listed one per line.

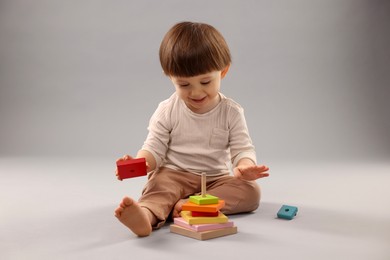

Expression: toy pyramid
xmin=170 ymin=173 xmax=237 ymax=240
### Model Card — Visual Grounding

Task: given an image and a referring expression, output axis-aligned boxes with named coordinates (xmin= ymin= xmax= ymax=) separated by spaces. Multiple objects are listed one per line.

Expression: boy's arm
xmin=229 ymin=107 xmax=257 ymax=167
xmin=139 ymin=99 xmax=173 ymax=170
xmin=228 ymin=107 xmax=269 ymax=180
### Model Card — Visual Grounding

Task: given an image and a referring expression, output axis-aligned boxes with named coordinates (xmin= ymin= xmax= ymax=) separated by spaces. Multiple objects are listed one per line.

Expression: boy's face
xmin=170 ymin=69 xmax=228 ymax=114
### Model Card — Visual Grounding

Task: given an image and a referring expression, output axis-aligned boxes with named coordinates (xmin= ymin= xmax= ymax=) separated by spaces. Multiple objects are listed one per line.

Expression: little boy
xmin=115 ymin=21 xmax=269 ymax=237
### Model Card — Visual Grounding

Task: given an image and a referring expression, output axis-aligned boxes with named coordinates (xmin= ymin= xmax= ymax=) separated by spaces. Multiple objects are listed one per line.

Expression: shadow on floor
xmin=258 ymin=201 xmax=390 ymax=241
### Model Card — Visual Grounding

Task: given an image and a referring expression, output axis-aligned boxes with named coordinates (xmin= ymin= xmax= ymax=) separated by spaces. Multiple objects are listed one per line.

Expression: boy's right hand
xmin=115 ymin=155 xmax=134 ymax=180
xmin=115 ymin=155 xmax=150 ymax=180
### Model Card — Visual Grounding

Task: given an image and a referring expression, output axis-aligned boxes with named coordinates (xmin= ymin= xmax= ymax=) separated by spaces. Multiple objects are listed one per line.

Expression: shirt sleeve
xmin=229 ymin=107 xmax=257 ymax=167
xmin=141 ymin=101 xmax=171 ymax=169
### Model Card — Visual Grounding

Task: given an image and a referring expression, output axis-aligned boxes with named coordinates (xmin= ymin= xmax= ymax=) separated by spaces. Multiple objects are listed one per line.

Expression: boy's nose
xmin=190 ymin=85 xmax=203 ymax=97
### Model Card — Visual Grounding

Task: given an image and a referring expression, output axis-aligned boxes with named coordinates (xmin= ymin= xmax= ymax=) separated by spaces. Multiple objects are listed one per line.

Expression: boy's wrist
xmin=136 ymin=150 xmax=157 ymax=172
xmin=236 ymin=158 xmax=255 ymax=168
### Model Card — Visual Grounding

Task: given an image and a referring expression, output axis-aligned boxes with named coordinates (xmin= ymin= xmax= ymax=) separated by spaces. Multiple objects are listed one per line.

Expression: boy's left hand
xmin=234 ymin=165 xmax=269 ymax=181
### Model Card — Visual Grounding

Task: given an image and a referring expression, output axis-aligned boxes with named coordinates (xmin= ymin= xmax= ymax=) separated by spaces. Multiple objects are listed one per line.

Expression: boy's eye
xmin=201 ymin=81 xmax=211 ymax=85
xmin=179 ymin=83 xmax=190 ymax=87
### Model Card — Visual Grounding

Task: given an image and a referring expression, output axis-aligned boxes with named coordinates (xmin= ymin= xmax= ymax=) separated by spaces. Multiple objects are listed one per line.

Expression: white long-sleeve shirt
xmin=141 ymin=92 xmax=257 ymax=176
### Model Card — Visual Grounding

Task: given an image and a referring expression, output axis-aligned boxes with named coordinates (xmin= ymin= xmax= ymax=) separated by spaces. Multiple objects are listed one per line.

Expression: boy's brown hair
xmin=159 ymin=21 xmax=232 ymax=77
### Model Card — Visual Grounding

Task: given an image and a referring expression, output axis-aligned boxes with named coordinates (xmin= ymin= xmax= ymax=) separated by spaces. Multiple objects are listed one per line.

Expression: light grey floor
xmin=1 ymin=157 xmax=389 ymax=260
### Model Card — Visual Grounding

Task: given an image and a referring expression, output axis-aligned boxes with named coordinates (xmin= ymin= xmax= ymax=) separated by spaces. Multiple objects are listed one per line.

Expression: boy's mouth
xmin=190 ymin=97 xmax=206 ymax=103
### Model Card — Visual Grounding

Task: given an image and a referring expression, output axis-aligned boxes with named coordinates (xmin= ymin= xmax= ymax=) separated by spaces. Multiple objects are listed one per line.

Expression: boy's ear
xmin=221 ymin=65 xmax=230 ymax=79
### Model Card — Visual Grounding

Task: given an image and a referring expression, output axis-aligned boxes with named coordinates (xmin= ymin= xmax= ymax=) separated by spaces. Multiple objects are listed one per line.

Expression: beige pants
xmin=138 ymin=167 xmax=261 ymax=228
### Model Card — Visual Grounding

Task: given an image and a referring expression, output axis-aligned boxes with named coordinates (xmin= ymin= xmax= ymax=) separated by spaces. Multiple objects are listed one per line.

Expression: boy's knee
xmin=225 ymin=178 xmax=261 ymax=213
xmin=243 ymin=180 xmax=261 ymax=210
xmin=237 ymin=178 xmax=260 ymax=198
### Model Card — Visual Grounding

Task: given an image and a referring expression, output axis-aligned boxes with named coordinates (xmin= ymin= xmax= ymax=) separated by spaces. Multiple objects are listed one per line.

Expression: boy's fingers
xmin=116 ymin=155 xmax=133 ymax=163
xmin=115 ymin=170 xmax=123 ymax=181
xmin=256 ymin=165 xmax=269 ymax=172
xmin=258 ymin=165 xmax=269 ymax=170
xmin=145 ymin=162 xmax=150 ymax=171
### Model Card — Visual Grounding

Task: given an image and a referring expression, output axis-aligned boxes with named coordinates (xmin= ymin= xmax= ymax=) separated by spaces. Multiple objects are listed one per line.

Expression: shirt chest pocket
xmin=209 ymin=128 xmax=229 ymax=149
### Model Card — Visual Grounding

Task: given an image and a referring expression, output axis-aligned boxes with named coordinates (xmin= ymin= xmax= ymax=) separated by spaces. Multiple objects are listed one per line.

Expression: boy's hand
xmin=115 ymin=155 xmax=150 ymax=180
xmin=233 ymin=165 xmax=269 ymax=181
xmin=115 ymin=155 xmax=134 ymax=180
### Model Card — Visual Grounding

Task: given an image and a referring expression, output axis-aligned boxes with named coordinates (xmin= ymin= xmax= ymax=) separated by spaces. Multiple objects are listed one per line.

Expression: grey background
xmin=1 ymin=1 xmax=390 ymax=260
xmin=1 ymin=0 xmax=389 ymax=162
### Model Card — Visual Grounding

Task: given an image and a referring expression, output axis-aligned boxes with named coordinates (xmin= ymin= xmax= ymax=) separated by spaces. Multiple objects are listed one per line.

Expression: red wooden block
xmin=116 ymin=158 xmax=147 ymax=180
xmin=191 ymin=211 xmax=219 ymax=217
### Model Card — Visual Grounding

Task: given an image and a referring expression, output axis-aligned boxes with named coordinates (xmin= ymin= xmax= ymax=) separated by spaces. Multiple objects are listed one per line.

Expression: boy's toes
xmin=114 ymin=207 xmax=123 ymax=217
xmin=122 ymin=197 xmax=134 ymax=207
xmin=172 ymin=209 xmax=180 ymax=218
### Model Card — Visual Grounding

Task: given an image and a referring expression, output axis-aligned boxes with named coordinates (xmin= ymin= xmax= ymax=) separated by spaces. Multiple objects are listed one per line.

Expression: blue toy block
xmin=277 ymin=205 xmax=298 ymax=220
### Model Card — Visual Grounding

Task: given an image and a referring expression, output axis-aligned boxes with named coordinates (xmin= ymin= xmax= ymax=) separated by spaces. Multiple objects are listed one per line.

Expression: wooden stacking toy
xmin=170 ymin=173 xmax=237 ymax=240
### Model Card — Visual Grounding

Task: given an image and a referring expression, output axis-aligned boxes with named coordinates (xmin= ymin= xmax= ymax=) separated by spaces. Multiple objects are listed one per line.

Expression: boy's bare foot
xmin=114 ymin=197 xmax=152 ymax=237
xmin=172 ymin=199 xmax=188 ymax=218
